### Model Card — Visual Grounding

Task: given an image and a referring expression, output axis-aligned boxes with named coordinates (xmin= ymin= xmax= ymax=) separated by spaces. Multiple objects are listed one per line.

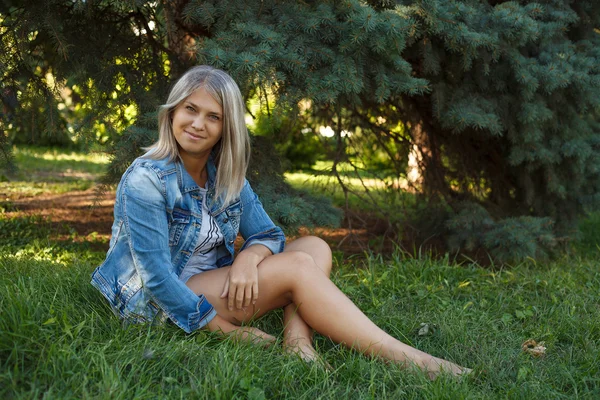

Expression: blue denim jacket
xmin=91 ymin=156 xmax=286 ymax=333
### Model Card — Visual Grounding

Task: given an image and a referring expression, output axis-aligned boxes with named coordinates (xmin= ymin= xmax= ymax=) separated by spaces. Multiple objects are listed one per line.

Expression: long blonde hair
xmin=144 ymin=65 xmax=250 ymax=206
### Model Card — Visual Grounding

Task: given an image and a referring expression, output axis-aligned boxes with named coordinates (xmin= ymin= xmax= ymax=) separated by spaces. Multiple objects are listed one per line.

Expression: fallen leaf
xmin=522 ymin=339 xmax=546 ymax=357
xmin=142 ymin=348 xmax=155 ymax=359
xmin=418 ymin=323 xmax=434 ymax=336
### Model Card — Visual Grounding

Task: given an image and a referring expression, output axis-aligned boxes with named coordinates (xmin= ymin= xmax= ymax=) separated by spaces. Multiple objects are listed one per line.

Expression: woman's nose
xmin=191 ymin=115 xmax=204 ymax=130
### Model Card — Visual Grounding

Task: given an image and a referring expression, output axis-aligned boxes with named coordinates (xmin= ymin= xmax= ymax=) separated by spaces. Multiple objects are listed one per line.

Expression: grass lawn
xmin=0 ymin=146 xmax=109 ymax=199
xmin=1 ymin=147 xmax=599 ymax=399
xmin=285 ymin=160 xmax=416 ymax=213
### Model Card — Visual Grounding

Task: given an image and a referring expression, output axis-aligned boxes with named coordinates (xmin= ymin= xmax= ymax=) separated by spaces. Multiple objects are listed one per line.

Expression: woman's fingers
xmin=220 ymin=276 xmax=230 ymax=298
xmin=243 ymin=285 xmax=253 ymax=307
xmin=228 ymin=285 xmax=236 ymax=310
xmin=238 ymin=283 xmax=254 ymax=308
xmin=235 ymin=285 xmax=245 ymax=309
xmin=252 ymin=282 xmax=258 ymax=305
xmin=228 ymin=283 xmax=256 ymax=310
xmin=228 ymin=281 xmax=247 ymax=310
xmin=223 ymin=257 xmax=261 ymax=310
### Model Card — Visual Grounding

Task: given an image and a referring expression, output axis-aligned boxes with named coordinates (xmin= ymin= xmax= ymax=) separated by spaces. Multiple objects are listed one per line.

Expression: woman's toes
xmin=284 ymin=341 xmax=332 ymax=370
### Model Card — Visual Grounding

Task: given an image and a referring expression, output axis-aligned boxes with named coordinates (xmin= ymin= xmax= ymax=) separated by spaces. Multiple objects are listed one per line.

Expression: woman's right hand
xmin=205 ymin=315 xmax=276 ymax=347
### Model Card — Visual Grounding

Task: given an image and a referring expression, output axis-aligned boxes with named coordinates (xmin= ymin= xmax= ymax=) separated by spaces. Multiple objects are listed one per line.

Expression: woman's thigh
xmin=185 ymin=250 xmax=317 ymax=324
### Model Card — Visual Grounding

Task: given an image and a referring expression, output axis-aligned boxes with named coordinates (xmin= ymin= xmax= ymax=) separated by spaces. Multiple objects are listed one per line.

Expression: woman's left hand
xmin=221 ymin=246 xmax=270 ymax=310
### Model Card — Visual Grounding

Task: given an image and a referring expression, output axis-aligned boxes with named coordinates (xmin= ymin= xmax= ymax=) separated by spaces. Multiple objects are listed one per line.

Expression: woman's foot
xmin=234 ymin=326 xmax=277 ymax=347
xmin=419 ymin=355 xmax=472 ymax=380
xmin=284 ymin=337 xmax=331 ymax=369
xmin=284 ymin=338 xmax=320 ymax=362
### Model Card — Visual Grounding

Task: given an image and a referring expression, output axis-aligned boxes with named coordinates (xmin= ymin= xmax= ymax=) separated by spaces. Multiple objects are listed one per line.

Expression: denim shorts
xmin=179 ymin=263 xmax=219 ymax=283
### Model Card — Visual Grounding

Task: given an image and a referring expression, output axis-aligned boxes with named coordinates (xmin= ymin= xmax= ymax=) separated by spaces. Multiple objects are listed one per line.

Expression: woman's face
xmin=172 ymin=87 xmax=223 ymax=161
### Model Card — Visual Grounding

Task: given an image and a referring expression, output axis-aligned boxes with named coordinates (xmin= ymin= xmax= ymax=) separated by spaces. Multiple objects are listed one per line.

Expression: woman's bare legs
xmin=186 ymin=241 xmax=469 ymax=378
xmin=281 ymin=237 xmax=332 ymax=362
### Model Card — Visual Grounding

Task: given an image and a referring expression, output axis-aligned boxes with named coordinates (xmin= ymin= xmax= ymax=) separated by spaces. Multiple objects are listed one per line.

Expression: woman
xmin=91 ymin=65 xmax=469 ymax=378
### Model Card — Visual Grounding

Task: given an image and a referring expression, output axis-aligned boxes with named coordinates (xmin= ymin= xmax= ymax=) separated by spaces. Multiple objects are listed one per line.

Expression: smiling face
xmin=172 ymin=86 xmax=223 ymax=165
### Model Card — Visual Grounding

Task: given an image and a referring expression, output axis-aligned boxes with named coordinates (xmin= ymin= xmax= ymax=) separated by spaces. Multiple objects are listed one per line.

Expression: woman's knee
xmin=286 ymin=236 xmax=333 ymax=276
xmin=260 ymin=250 xmax=320 ymax=286
xmin=285 ymin=250 xmax=320 ymax=274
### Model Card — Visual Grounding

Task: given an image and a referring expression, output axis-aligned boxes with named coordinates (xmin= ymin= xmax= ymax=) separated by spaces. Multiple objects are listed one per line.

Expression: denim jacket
xmin=91 ymin=156 xmax=286 ymax=333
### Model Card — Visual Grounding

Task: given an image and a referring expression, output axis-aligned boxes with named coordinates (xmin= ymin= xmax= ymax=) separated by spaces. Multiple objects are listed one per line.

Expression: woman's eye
xmin=186 ymin=105 xmax=195 ymax=112
xmin=210 ymin=115 xmax=220 ymax=121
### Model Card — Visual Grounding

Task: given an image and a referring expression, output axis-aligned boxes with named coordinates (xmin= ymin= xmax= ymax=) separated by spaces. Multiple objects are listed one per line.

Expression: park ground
xmin=1 ymin=146 xmax=599 ymax=399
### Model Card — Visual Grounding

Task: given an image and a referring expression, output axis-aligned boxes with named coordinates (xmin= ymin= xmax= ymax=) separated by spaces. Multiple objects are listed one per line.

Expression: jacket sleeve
xmin=238 ymin=179 xmax=286 ymax=255
xmin=122 ymin=164 xmax=216 ymax=333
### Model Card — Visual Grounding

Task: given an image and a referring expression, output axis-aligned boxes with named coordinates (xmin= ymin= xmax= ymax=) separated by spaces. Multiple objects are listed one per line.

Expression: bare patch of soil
xmin=6 ymin=188 xmax=403 ymax=256
xmin=6 ymin=188 xmax=115 ymax=250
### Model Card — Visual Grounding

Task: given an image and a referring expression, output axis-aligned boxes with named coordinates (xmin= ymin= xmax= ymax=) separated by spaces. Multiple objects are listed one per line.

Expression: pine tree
xmin=1 ymin=0 xmax=598 ymax=261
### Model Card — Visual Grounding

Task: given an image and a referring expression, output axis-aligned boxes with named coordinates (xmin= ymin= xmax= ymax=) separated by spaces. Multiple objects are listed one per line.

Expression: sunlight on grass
xmin=14 ymin=146 xmax=110 ymax=164
xmin=311 ymin=160 xmax=404 ymax=179
xmin=286 ymin=171 xmax=395 ymax=191
xmin=1 ymin=146 xmax=109 ymax=199
xmin=285 ymin=170 xmax=415 ymax=212
xmin=11 ymin=146 xmax=109 ymax=178
xmin=0 ymin=181 xmax=93 ymax=198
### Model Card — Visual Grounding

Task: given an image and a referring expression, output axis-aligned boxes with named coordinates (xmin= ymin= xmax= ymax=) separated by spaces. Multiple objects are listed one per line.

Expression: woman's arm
xmin=122 ymin=163 xmax=215 ymax=332
xmin=221 ymin=180 xmax=285 ymax=310
xmin=237 ymin=180 xmax=286 ymax=254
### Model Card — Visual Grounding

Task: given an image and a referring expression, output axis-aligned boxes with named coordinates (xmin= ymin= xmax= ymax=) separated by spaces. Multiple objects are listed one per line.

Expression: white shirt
xmin=178 ymin=187 xmax=224 ymax=282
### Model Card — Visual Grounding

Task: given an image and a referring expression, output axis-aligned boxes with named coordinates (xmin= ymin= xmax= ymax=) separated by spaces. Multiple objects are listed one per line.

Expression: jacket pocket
xmin=168 ymin=208 xmax=190 ymax=246
xmin=224 ymin=201 xmax=243 ymax=232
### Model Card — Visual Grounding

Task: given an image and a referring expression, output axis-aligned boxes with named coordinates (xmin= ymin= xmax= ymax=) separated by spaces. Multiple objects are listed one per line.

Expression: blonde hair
xmin=143 ymin=65 xmax=250 ymax=206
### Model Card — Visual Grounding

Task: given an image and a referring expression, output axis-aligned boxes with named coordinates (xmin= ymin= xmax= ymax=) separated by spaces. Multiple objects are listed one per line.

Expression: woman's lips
xmin=185 ymin=130 xmax=205 ymax=140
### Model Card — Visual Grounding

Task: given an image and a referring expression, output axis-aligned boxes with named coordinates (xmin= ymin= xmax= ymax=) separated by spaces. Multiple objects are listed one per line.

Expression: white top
xmin=178 ymin=187 xmax=224 ymax=282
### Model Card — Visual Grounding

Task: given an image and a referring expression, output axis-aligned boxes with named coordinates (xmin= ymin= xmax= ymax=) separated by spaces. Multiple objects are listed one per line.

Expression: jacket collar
xmin=176 ymin=155 xmax=216 ymax=194
xmin=175 ymin=155 xmax=222 ymax=212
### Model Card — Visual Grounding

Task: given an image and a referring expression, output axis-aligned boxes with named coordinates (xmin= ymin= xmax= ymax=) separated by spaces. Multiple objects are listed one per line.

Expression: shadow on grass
xmin=0 ymin=213 xmax=107 ymax=265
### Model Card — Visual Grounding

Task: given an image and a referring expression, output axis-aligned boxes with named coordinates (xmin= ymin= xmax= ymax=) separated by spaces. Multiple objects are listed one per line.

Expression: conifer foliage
xmin=1 ymin=0 xmax=599 ymax=261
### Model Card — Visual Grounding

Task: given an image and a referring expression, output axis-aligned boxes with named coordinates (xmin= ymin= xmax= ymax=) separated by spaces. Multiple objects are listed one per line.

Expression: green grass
xmin=0 ymin=146 xmax=109 ymax=199
xmin=575 ymin=212 xmax=600 ymax=256
xmin=285 ymin=170 xmax=415 ymax=213
xmin=11 ymin=146 xmax=109 ymax=175
xmin=1 ymin=146 xmax=599 ymax=398
xmin=1 ymin=235 xmax=599 ymax=398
